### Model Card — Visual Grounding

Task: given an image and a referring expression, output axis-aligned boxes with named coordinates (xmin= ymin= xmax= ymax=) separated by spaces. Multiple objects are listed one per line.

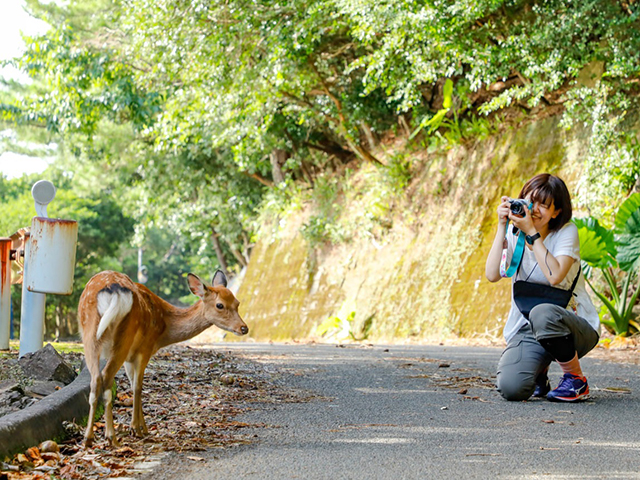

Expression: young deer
xmin=78 ymin=269 xmax=248 ymax=447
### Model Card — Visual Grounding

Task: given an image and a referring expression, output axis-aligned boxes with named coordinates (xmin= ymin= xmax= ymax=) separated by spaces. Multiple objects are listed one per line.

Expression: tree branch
xmin=241 ymin=170 xmax=273 ymax=187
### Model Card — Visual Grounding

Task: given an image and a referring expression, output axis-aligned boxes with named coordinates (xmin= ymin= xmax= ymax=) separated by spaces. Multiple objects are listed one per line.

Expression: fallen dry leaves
xmin=401 ymin=357 xmax=496 ymax=404
xmin=591 ymin=336 xmax=640 ymax=365
xmin=1 ymin=345 xmax=311 ymax=479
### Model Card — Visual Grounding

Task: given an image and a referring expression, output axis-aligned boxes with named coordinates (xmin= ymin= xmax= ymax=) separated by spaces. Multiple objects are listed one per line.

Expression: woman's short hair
xmin=518 ymin=173 xmax=572 ymax=232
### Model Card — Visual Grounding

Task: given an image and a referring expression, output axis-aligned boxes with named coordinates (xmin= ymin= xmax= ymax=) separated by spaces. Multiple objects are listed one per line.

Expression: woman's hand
xmin=497 ymin=196 xmax=511 ymax=227
xmin=508 ymin=202 xmax=536 ymax=236
xmin=487 ymin=196 xmax=511 ymax=282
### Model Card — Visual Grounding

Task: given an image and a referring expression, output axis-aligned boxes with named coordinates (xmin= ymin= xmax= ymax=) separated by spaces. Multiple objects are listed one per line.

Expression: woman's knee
xmin=529 ymin=304 xmax=566 ymax=334
xmin=496 ymin=373 xmax=534 ymax=401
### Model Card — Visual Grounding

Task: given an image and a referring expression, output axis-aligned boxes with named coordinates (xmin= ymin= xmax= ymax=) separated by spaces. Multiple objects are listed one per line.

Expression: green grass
xmin=1 ymin=340 xmax=84 ymax=355
xmin=50 ymin=341 xmax=85 ymax=354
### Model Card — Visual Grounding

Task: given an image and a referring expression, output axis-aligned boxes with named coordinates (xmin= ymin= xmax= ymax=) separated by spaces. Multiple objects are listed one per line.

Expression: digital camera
xmin=509 ymin=198 xmax=530 ymax=217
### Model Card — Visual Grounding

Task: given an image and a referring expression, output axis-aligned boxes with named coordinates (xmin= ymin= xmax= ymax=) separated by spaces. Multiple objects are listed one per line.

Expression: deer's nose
xmin=240 ymin=325 xmax=249 ymax=335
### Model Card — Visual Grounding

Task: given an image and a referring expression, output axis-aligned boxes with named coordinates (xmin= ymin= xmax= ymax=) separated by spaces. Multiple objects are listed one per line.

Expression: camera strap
xmin=500 ymin=222 xmax=525 ymax=278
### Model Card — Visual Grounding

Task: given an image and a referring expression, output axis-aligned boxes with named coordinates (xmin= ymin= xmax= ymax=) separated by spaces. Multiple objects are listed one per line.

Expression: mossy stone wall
xmin=234 ymin=116 xmax=589 ymax=343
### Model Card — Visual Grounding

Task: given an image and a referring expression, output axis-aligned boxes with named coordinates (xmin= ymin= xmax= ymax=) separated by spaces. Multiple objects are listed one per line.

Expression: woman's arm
xmin=530 ymin=245 xmax=574 ymax=285
xmin=485 ymin=197 xmax=511 ymax=282
xmin=509 ymin=209 xmax=575 ymax=285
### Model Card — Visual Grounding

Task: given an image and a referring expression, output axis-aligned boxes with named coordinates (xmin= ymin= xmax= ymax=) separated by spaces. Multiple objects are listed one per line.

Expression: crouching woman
xmin=485 ymin=173 xmax=600 ymax=402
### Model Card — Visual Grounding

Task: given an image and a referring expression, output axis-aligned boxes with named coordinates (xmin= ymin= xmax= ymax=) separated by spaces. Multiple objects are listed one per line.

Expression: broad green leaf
xmin=574 ymin=217 xmax=617 ymax=269
xmin=410 ymin=109 xmax=448 ymax=139
xmin=315 ymin=316 xmax=343 ymax=337
xmin=617 ymin=209 xmax=640 ymax=272
xmin=599 ymin=317 xmax=618 ymax=333
xmin=442 ymin=79 xmax=454 ymax=110
xmin=615 ymin=193 xmax=640 ymax=233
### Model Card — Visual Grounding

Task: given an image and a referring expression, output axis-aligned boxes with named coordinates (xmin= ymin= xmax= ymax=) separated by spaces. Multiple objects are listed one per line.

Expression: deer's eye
xmin=216 ymin=303 xmax=224 ymax=310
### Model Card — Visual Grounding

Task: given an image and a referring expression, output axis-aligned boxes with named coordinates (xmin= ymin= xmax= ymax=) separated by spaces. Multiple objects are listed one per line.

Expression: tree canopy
xmin=2 ymin=0 xmax=640 ymax=277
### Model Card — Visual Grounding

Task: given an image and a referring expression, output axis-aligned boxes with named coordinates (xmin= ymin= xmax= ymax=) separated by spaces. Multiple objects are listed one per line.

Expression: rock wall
xmin=230 ymin=116 xmax=589 ymax=344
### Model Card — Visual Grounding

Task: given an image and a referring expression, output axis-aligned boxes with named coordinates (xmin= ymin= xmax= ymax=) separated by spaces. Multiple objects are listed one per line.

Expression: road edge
xmin=0 ymin=366 xmax=90 ymax=458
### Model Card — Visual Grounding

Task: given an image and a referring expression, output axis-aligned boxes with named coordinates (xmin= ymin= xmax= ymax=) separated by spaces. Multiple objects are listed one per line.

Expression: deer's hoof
xmin=84 ymin=437 xmax=94 ymax=448
xmin=130 ymin=425 xmax=147 ymax=438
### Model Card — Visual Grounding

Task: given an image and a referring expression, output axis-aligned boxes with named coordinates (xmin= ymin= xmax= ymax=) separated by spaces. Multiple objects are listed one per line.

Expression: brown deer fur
xmin=78 ymin=270 xmax=248 ymax=447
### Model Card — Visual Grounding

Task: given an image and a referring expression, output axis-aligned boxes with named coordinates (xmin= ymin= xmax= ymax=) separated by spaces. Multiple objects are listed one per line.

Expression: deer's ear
xmin=187 ymin=273 xmax=207 ymax=298
xmin=212 ymin=270 xmax=227 ymax=288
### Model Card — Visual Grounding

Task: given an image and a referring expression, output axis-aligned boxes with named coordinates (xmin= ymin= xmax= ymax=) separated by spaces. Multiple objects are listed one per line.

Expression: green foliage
xmin=3 ymin=27 xmax=161 ymax=136
xmin=113 ymin=0 xmax=394 ymax=170
xmin=336 ymin=0 xmax=635 ymax=111
xmin=411 ymin=79 xmax=455 ymax=139
xmin=315 ymin=298 xmax=371 ymax=341
xmin=576 ymin=193 xmax=640 ymax=336
xmin=566 ymin=85 xmax=640 ymax=215
xmin=120 ymin=227 xmax=198 ymax=302
xmin=6 ymin=0 xmax=640 ymax=174
xmin=574 ymin=218 xmax=616 ymax=271
xmin=2 ymin=0 xmax=640 ymax=340
xmin=301 ymin=175 xmax=344 ymax=246
xmin=384 ymin=154 xmax=412 ymax=193
xmin=1 ymin=172 xmax=136 ymax=339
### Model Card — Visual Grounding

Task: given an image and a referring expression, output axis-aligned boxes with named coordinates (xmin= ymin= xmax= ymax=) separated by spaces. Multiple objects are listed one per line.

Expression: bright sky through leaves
xmin=0 ymin=0 xmax=51 ymax=179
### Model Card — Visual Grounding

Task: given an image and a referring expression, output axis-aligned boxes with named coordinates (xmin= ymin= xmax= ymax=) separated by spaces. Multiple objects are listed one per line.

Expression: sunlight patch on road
xmin=332 ymin=437 xmax=415 ymax=444
xmin=354 ymin=387 xmax=438 ymax=394
xmin=506 ymin=474 xmax=640 ymax=480
xmin=573 ymin=440 xmax=640 ymax=450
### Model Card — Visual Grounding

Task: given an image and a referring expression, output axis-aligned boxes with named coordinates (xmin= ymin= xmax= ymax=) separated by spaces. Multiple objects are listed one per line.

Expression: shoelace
xmin=557 ymin=373 xmax=580 ymax=390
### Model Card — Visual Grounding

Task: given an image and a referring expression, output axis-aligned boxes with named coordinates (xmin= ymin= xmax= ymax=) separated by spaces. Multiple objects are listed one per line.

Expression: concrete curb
xmin=0 ymin=366 xmax=91 ymax=458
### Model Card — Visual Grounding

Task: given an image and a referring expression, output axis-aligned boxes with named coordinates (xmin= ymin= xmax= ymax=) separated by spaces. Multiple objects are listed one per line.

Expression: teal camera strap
xmin=500 ymin=222 xmax=526 ymax=278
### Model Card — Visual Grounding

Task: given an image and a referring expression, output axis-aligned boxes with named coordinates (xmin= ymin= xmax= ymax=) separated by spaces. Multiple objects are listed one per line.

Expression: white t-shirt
xmin=503 ymin=222 xmax=600 ymax=343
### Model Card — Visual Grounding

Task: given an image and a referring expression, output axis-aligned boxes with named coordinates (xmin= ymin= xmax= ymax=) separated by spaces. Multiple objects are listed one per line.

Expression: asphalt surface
xmin=142 ymin=343 xmax=640 ymax=480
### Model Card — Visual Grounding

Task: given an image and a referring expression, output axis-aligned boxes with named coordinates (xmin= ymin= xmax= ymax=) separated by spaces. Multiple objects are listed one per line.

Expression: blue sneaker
xmin=533 ymin=375 xmax=551 ymax=398
xmin=547 ymin=373 xmax=589 ymax=402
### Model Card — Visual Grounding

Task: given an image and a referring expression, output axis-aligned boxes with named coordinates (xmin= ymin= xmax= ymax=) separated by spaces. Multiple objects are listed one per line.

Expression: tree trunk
xmin=361 ymin=122 xmax=378 ymax=150
xmin=241 ymin=171 xmax=274 ymax=187
xmin=210 ymin=226 xmax=229 ymax=278
xmin=398 ymin=114 xmax=412 ymax=137
xmin=300 ymin=159 xmax=314 ymax=186
xmin=241 ymin=232 xmax=253 ymax=264
xmin=229 ymin=246 xmax=248 ymax=268
xmin=347 ymin=139 xmax=384 ymax=166
xmin=270 ymin=148 xmax=287 ymax=185
xmin=55 ymin=306 xmax=61 ymax=341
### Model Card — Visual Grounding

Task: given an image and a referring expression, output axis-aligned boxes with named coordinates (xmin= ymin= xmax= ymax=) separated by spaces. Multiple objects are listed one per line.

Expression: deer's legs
xmin=83 ymin=341 xmax=103 ymax=448
xmin=126 ymin=355 xmax=150 ymax=437
xmin=99 ymin=358 xmax=126 ymax=447
xmin=102 ymin=385 xmax=119 ymax=447
xmin=84 ymin=374 xmax=102 ymax=447
xmin=124 ymin=361 xmax=133 ymax=385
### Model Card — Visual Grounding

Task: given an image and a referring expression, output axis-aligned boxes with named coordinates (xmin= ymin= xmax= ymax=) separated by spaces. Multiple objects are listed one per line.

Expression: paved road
xmin=143 ymin=343 xmax=640 ymax=479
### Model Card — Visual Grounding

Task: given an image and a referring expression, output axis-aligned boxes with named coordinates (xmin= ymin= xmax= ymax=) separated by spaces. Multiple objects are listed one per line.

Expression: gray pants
xmin=496 ymin=304 xmax=599 ymax=401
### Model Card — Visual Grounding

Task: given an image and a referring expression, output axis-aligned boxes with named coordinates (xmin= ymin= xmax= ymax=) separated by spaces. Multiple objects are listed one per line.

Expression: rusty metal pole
xmin=25 ymin=217 xmax=78 ymax=295
xmin=0 ymin=238 xmax=12 ymax=349
xmin=19 ymin=233 xmax=46 ymax=357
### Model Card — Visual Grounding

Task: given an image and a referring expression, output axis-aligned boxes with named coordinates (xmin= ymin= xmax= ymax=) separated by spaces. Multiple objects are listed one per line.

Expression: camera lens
xmin=509 ymin=199 xmax=527 ymax=216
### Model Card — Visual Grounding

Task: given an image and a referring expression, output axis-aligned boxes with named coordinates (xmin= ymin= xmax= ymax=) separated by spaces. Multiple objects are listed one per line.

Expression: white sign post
xmin=19 ymin=232 xmax=46 ymax=357
xmin=18 ymin=181 xmax=56 ymax=357
xmin=19 ymin=180 xmax=78 ymax=357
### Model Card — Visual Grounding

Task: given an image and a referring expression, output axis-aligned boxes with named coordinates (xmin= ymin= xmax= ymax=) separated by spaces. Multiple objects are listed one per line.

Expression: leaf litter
xmin=1 ymin=345 xmax=314 ymax=479
xmin=403 ymin=363 xmax=495 ymax=390
xmin=399 ymin=358 xmax=496 ymax=404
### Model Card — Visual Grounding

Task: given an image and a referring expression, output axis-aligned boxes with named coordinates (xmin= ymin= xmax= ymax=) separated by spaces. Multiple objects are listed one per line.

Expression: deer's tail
xmin=96 ymin=284 xmax=134 ymax=340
